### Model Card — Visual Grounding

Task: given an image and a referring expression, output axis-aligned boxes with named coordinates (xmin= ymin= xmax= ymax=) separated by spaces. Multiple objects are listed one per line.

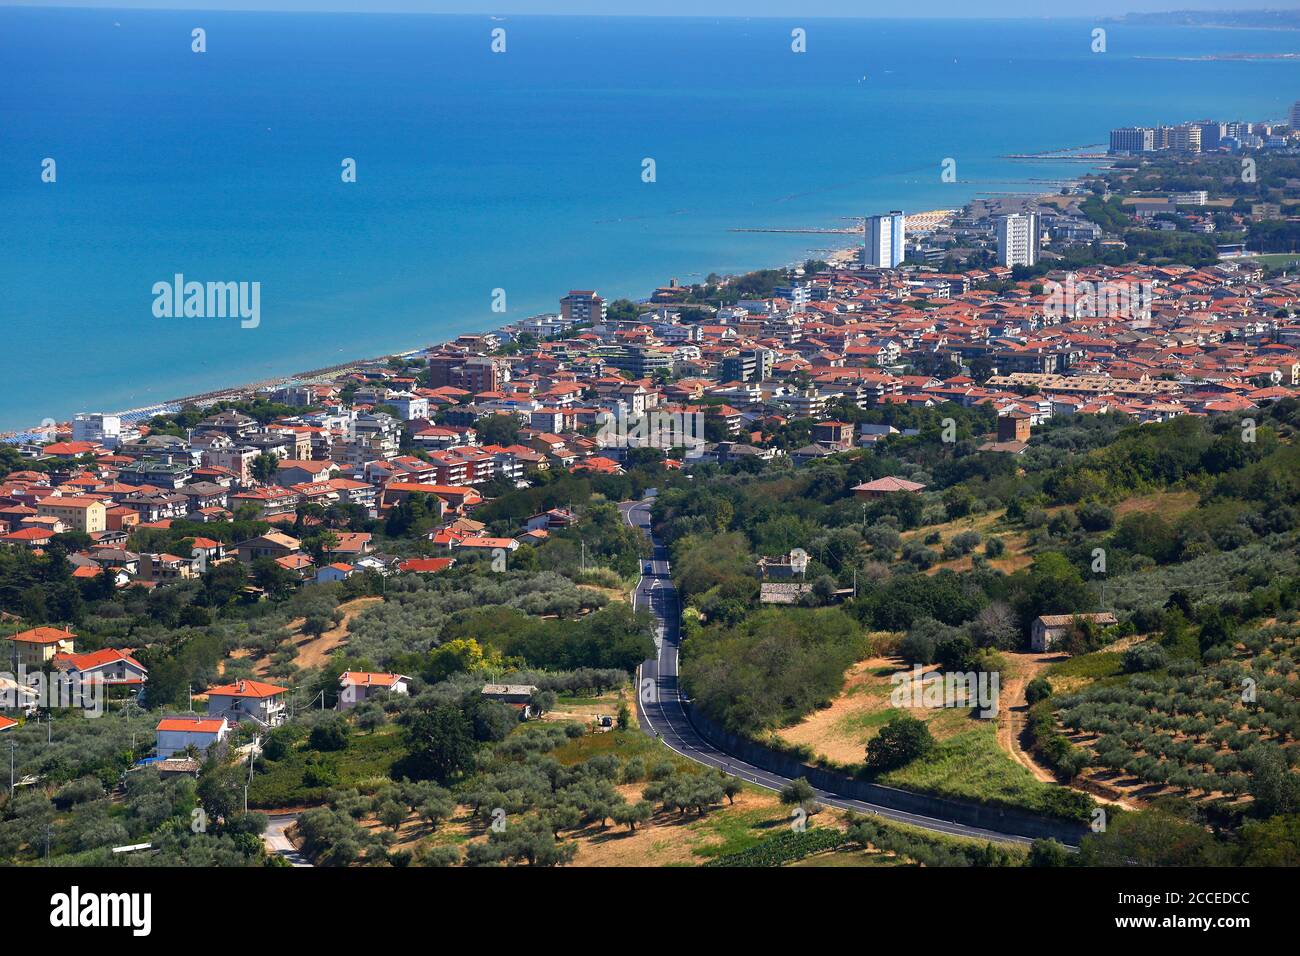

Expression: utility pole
xmin=244 ymin=759 xmax=253 ymax=812
xmin=8 ymin=739 xmax=15 ymax=797
xmin=580 ymin=540 xmax=586 ymax=573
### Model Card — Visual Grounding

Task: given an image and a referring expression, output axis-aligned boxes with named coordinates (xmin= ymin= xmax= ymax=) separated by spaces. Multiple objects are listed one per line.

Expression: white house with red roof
xmin=52 ymin=648 xmax=148 ymax=691
xmin=156 ymin=716 xmax=229 ymax=758
xmin=204 ymin=679 xmax=288 ymax=727
xmin=275 ymin=458 xmax=339 ymax=487
xmin=314 ymin=562 xmax=355 ymax=584
xmin=337 ymin=671 xmax=412 ymax=709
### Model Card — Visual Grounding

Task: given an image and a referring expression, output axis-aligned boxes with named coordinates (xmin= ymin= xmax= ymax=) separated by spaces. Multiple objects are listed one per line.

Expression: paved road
xmin=263 ymin=813 xmax=313 ymax=867
xmin=621 ymin=495 xmax=1062 ymax=848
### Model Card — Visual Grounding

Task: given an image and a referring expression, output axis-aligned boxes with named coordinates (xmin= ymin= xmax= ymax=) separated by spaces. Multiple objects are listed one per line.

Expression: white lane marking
xmin=628 ymin=499 xmax=1039 ymax=846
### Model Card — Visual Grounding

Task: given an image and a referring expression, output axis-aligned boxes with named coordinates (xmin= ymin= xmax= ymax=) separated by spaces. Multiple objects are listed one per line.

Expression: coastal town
xmin=5 ymin=247 xmax=1297 ymax=563
xmin=5 ymin=110 xmax=1300 ymax=566
xmin=2 ymin=97 xmax=1300 ymax=878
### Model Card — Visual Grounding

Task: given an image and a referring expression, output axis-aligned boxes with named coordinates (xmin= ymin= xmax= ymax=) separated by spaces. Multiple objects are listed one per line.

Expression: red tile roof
xmin=156 ymin=718 xmax=226 ymax=733
xmin=10 ymin=626 xmax=76 ymax=645
xmin=204 ymin=679 xmax=287 ymax=699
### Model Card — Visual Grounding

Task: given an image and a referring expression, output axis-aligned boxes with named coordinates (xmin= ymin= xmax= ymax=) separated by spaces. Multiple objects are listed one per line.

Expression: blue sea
xmin=1 ymin=8 xmax=1296 ymax=428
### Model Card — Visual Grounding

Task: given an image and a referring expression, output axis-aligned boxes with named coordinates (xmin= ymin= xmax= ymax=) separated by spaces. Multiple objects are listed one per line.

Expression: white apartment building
xmin=996 ymin=213 xmax=1040 ymax=267
xmin=863 ymin=211 xmax=906 ymax=268
xmin=71 ymin=412 xmax=122 ymax=448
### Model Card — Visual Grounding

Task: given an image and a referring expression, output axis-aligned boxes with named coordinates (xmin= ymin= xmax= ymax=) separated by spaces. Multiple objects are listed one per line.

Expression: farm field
xmin=322 ymin=727 xmax=825 ymax=866
xmin=1048 ymin=620 xmax=1300 ymax=810
xmin=769 ymin=651 xmax=1080 ymax=819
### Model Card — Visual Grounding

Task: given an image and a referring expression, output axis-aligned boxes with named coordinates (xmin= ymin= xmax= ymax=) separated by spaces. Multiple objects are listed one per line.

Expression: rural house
xmin=155 ymin=717 xmax=230 ymax=758
xmin=1030 ymin=612 xmax=1119 ymax=652
xmin=204 ymin=679 xmax=289 ymax=727
xmin=337 ymin=672 xmax=412 ymax=709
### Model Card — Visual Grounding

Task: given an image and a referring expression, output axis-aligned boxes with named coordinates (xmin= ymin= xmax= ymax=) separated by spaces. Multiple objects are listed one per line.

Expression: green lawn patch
xmin=878 ymin=721 xmax=1083 ymax=820
xmin=1046 ymin=651 xmax=1123 ymax=681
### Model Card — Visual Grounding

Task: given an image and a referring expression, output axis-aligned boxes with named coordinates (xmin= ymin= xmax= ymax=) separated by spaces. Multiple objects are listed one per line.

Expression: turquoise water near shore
xmin=1 ymin=9 xmax=1295 ymax=428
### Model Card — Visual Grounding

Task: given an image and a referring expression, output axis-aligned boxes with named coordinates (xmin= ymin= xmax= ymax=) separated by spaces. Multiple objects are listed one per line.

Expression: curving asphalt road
xmin=621 ymin=494 xmax=1066 ymax=848
xmin=262 ymin=813 xmax=313 ymax=867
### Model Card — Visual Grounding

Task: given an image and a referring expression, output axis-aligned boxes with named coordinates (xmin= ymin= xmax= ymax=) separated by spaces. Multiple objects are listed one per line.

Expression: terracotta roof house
xmin=398 ymin=557 xmax=456 ymax=575
xmin=203 ymin=679 xmax=289 ymax=727
xmin=52 ymin=648 xmax=148 ymax=688
xmin=7 ymin=626 xmax=76 ymax=668
xmin=851 ymin=476 xmax=927 ymax=499
xmin=337 ymin=671 xmax=412 ymax=709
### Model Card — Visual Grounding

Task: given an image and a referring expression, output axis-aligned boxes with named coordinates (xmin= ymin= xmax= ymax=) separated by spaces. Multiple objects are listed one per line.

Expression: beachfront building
xmin=863 ymin=211 xmax=906 ymax=268
xmin=1109 ymin=127 xmax=1156 ymax=154
xmin=71 ymin=412 xmax=122 ymax=448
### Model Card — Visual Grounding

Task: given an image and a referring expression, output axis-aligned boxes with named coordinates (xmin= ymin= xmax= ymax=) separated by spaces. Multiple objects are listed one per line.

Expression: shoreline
xmin=2 ymin=185 xmax=1067 ymax=438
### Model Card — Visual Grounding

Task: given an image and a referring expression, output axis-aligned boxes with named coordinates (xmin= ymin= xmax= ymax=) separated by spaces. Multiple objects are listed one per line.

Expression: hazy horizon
xmin=1 ymin=1 xmax=1294 ymax=21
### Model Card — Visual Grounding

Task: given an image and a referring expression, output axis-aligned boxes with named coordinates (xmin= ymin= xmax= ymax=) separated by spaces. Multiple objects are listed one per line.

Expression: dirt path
xmin=772 ymin=657 xmax=901 ymax=764
xmin=997 ymin=651 xmax=1138 ymax=810
xmin=230 ymin=596 xmax=384 ymax=677
xmin=291 ymin=596 xmax=383 ymax=670
xmin=997 ymin=651 xmax=1062 ymax=784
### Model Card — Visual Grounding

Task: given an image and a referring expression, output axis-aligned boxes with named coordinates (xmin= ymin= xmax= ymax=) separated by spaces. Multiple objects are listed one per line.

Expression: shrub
xmin=900 ymin=617 xmax=964 ymax=665
xmin=935 ymin=633 xmax=976 ymax=671
xmin=1025 ymin=676 xmax=1053 ymax=706
xmin=1122 ymin=642 xmax=1167 ymax=674
xmin=53 ymin=777 xmax=103 ymax=810
xmin=308 ymin=718 xmax=351 ymax=752
xmin=865 ymin=715 xmax=935 ymax=772
xmin=1076 ymin=502 xmax=1114 ymax=532
xmin=1048 ymin=510 xmax=1079 ymax=537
